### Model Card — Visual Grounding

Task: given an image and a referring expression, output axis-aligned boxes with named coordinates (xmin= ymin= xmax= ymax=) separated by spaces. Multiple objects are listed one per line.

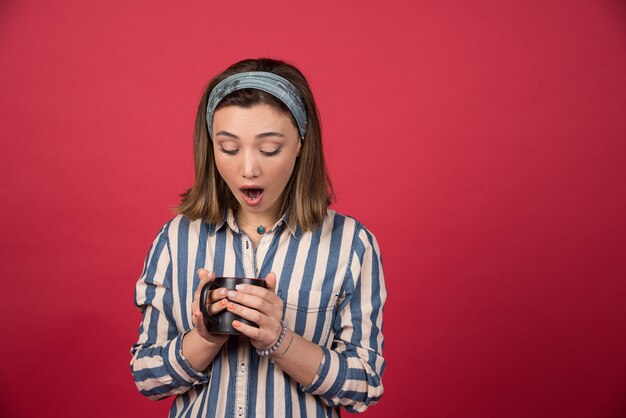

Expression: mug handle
xmin=199 ymin=281 xmax=219 ymax=329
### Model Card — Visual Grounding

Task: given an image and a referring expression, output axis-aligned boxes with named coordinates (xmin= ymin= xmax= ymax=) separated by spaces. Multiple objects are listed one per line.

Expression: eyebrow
xmin=256 ymin=132 xmax=285 ymax=139
xmin=214 ymin=131 xmax=285 ymax=140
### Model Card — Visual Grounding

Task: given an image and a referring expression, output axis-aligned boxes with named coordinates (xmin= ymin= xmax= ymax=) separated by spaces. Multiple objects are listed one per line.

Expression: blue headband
xmin=206 ymin=71 xmax=308 ymax=140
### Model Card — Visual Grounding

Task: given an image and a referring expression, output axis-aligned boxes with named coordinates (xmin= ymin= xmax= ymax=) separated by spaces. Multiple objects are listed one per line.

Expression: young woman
xmin=130 ymin=58 xmax=386 ymax=417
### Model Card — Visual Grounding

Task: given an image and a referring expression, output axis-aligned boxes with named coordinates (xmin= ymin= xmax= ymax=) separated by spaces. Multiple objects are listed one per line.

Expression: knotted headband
xmin=206 ymin=71 xmax=308 ymax=140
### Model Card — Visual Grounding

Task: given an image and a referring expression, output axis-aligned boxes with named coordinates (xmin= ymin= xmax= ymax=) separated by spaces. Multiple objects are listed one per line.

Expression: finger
xmin=198 ymin=268 xmax=212 ymax=283
xmin=234 ymin=281 xmax=280 ymax=304
xmin=226 ymin=289 xmax=260 ymax=307
xmin=192 ymin=309 xmax=206 ymax=330
xmin=194 ymin=269 xmax=213 ymax=299
xmin=199 ymin=271 xmax=229 ymax=303
xmin=231 ymin=317 xmax=282 ymax=350
xmin=231 ymin=319 xmax=264 ymax=341
xmin=226 ymin=301 xmax=265 ymax=326
xmin=192 ymin=270 xmax=208 ymax=319
xmin=201 ymin=269 xmax=217 ymax=285
xmin=264 ymin=272 xmax=277 ymax=292
xmin=195 ymin=270 xmax=227 ymax=316
xmin=228 ymin=286 xmax=283 ymax=318
xmin=227 ymin=290 xmax=284 ymax=318
xmin=201 ymin=289 xmax=228 ymax=316
xmin=192 ymin=308 xmax=212 ymax=338
xmin=207 ymin=287 xmax=228 ymax=304
xmin=195 ymin=270 xmax=227 ymax=304
xmin=206 ymin=298 xmax=228 ymax=316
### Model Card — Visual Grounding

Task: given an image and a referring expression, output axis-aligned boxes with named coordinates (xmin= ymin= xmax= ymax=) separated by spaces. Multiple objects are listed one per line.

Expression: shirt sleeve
xmin=301 ymin=224 xmax=387 ymax=412
xmin=129 ymin=222 xmax=209 ymax=400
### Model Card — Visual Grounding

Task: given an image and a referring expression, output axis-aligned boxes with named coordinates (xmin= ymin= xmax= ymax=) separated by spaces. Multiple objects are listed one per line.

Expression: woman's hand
xmin=225 ymin=272 xmax=284 ymax=350
xmin=191 ymin=269 xmax=229 ymax=345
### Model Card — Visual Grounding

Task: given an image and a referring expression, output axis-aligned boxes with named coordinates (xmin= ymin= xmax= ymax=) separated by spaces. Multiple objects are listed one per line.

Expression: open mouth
xmin=244 ymin=188 xmax=263 ymax=199
xmin=240 ymin=187 xmax=264 ymax=205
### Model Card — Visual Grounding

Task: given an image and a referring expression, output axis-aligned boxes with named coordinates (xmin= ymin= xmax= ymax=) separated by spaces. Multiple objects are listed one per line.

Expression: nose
xmin=241 ymin=149 xmax=260 ymax=179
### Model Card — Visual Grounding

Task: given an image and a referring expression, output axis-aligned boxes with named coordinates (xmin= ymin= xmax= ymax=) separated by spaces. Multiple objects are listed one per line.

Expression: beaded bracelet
xmin=269 ymin=329 xmax=294 ymax=363
xmin=256 ymin=320 xmax=287 ymax=357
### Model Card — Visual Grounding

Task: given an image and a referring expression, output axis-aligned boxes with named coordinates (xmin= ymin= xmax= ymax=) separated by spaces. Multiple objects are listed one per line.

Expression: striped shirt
xmin=130 ymin=209 xmax=386 ymax=417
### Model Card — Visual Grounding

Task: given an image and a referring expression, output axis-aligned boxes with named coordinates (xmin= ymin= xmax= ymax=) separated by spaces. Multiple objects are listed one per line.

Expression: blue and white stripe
xmin=130 ymin=210 xmax=386 ymax=417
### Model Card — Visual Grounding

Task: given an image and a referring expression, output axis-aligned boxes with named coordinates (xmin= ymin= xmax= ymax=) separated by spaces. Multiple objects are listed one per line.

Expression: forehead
xmin=212 ymin=104 xmax=298 ymax=136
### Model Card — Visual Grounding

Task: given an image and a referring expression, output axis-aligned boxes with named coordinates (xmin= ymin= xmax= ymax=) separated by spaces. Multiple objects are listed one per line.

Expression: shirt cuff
xmin=164 ymin=331 xmax=210 ymax=386
xmin=300 ymin=346 xmax=347 ymax=400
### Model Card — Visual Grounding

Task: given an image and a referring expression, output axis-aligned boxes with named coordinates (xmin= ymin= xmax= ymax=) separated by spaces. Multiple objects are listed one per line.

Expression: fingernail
xmin=219 ymin=288 xmax=227 ymax=296
xmin=235 ymin=284 xmax=245 ymax=291
xmin=227 ymin=290 xmax=237 ymax=298
xmin=221 ymin=299 xmax=227 ymax=306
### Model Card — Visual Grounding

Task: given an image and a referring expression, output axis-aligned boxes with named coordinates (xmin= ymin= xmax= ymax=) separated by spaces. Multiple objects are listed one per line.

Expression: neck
xmin=236 ymin=209 xmax=281 ymax=229
xmin=236 ymin=211 xmax=281 ymax=236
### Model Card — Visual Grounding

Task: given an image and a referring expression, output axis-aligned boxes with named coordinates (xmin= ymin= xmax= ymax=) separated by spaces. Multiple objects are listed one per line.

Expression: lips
xmin=240 ymin=186 xmax=264 ymax=206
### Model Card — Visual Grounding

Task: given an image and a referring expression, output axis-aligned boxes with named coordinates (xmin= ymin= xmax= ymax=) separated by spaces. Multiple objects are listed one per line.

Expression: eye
xmin=219 ymin=147 xmax=239 ymax=155
xmin=261 ymin=148 xmax=281 ymax=156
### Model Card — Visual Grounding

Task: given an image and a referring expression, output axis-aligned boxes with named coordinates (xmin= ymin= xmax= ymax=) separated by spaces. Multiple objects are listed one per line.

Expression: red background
xmin=1 ymin=1 xmax=626 ymax=417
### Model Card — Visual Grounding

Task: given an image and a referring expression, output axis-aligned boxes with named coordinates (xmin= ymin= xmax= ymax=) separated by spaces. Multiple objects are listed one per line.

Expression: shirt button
xmin=238 ymin=406 xmax=243 ymax=416
xmin=240 ymin=363 xmax=246 ymax=373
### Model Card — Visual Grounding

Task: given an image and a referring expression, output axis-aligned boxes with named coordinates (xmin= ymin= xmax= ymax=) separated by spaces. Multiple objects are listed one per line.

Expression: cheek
xmin=272 ymin=157 xmax=298 ymax=184
xmin=213 ymin=155 xmax=234 ymax=183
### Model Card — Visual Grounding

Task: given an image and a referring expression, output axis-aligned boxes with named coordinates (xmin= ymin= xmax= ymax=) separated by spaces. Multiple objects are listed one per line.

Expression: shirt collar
xmin=207 ymin=209 xmax=302 ymax=239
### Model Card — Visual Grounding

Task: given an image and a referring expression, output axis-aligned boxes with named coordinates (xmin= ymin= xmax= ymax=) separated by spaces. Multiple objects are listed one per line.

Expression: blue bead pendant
xmin=257 ymin=225 xmax=265 ymax=234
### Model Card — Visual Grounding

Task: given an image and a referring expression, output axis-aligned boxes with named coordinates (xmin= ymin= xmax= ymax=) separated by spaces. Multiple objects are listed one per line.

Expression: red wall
xmin=1 ymin=1 xmax=626 ymax=417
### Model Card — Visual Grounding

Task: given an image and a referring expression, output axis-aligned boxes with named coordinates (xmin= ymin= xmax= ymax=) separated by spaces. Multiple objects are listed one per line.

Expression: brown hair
xmin=176 ymin=58 xmax=334 ymax=232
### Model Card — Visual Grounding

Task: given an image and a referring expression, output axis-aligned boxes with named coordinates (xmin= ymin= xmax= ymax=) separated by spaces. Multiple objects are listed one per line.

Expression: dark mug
xmin=199 ymin=277 xmax=267 ymax=335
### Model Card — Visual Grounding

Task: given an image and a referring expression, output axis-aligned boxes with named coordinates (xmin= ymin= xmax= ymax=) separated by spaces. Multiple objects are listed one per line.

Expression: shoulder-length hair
xmin=176 ymin=58 xmax=334 ymax=232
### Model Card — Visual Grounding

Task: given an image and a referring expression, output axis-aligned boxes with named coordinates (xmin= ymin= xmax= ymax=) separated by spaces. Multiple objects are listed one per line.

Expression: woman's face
xmin=212 ymin=104 xmax=301 ymax=221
